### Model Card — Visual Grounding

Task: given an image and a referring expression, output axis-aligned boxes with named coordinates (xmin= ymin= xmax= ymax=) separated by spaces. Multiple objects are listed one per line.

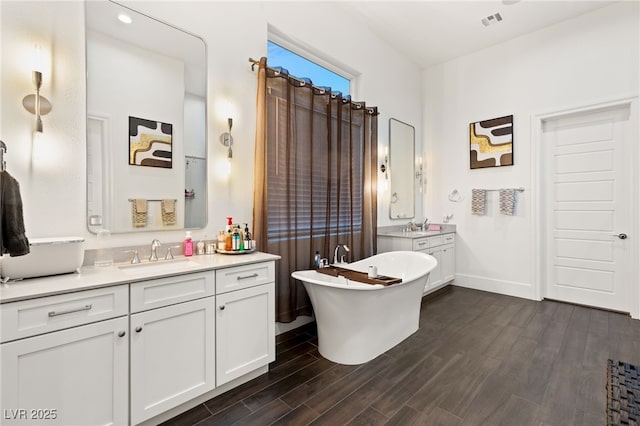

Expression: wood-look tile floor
xmin=161 ymin=287 xmax=640 ymax=426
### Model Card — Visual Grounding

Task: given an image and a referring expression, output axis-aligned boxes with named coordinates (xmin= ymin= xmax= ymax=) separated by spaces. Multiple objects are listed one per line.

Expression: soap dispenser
xmin=183 ymin=231 xmax=194 ymax=257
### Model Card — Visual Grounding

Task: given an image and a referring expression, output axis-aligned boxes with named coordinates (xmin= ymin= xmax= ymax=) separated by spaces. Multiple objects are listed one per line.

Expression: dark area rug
xmin=608 ymin=359 xmax=640 ymax=426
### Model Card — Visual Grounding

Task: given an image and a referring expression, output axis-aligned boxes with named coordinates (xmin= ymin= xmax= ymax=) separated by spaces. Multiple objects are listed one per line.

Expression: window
xmin=267 ymin=41 xmax=350 ymax=95
xmin=264 ymin=39 xmax=368 ymax=244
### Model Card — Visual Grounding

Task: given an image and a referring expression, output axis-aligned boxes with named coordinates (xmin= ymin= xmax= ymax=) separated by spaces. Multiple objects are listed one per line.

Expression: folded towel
xmin=471 ymin=189 xmax=486 ymax=216
xmin=161 ymin=199 xmax=176 ymax=226
xmin=162 ymin=199 xmax=175 ymax=214
xmin=135 ymin=199 xmax=147 ymax=213
xmin=1 ymin=171 xmax=30 ymax=256
xmin=499 ymin=189 xmax=517 ymax=215
xmin=132 ymin=199 xmax=147 ymax=227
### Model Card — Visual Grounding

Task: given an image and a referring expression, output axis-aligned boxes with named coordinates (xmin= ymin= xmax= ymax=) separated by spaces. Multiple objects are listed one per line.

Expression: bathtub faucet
xmin=333 ymin=244 xmax=350 ymax=265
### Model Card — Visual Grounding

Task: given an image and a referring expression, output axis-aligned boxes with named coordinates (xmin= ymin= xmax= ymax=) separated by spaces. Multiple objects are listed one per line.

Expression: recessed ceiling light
xmin=118 ymin=13 xmax=132 ymax=24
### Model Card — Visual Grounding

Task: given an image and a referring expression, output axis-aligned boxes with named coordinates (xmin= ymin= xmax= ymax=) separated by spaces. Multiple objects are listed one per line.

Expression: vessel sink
xmin=117 ymin=258 xmax=200 ymax=275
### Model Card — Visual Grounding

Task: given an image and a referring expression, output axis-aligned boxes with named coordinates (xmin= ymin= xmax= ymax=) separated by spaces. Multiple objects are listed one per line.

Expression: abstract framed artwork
xmin=469 ymin=115 xmax=513 ymax=169
xmin=129 ymin=116 xmax=173 ymax=168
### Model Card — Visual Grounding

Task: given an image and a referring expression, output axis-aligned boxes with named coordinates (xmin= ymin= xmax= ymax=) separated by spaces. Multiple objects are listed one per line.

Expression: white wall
xmin=0 ymin=1 xmax=423 ymax=251
xmin=423 ymin=2 xmax=639 ymax=302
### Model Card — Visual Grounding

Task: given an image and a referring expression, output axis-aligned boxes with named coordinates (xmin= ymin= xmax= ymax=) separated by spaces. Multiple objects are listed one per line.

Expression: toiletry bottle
xmin=225 ymin=229 xmax=232 ymax=251
xmin=226 ymin=217 xmax=233 ymax=232
xmin=232 ymin=226 xmax=241 ymax=251
xmin=238 ymin=225 xmax=244 ymax=251
xmin=218 ymin=230 xmax=225 ymax=251
xmin=314 ymin=251 xmax=321 ymax=269
xmin=196 ymin=239 xmax=205 ymax=255
xmin=244 ymin=224 xmax=252 ymax=250
xmin=183 ymin=231 xmax=194 ymax=256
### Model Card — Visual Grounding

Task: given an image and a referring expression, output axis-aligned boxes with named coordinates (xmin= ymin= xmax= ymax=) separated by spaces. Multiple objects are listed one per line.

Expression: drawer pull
xmin=417 ymin=242 xmax=427 ymax=246
xmin=236 ymin=273 xmax=259 ymax=281
xmin=48 ymin=304 xmax=92 ymax=317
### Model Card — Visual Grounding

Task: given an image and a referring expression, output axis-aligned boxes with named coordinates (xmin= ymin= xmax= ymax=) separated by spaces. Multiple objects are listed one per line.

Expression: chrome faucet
xmin=149 ymin=239 xmax=161 ymax=262
xmin=422 ymin=217 xmax=430 ymax=230
xmin=333 ymin=244 xmax=350 ymax=265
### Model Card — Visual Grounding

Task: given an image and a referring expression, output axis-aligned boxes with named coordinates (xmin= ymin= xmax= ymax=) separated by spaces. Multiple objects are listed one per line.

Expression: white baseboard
xmin=454 ymin=274 xmax=538 ymax=300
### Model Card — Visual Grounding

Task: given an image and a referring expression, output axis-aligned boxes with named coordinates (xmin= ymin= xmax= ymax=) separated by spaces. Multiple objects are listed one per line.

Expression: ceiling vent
xmin=481 ymin=13 xmax=503 ymax=27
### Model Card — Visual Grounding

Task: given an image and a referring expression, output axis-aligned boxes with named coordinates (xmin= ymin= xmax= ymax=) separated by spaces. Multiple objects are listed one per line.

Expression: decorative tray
xmin=215 ymin=247 xmax=256 ymax=255
xmin=315 ymin=265 xmax=402 ymax=286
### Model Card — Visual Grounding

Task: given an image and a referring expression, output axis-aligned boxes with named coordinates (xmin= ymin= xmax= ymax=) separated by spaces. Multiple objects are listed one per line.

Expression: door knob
xmin=612 ymin=233 xmax=628 ymax=240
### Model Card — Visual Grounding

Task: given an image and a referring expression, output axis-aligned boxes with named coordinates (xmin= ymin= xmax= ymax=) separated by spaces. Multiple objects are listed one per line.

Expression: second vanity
xmin=0 ymin=252 xmax=278 ymax=426
xmin=377 ymin=225 xmax=456 ymax=294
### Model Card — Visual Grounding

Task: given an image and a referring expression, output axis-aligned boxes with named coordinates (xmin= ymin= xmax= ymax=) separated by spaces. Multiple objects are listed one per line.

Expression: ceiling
xmin=339 ymin=0 xmax=620 ymax=69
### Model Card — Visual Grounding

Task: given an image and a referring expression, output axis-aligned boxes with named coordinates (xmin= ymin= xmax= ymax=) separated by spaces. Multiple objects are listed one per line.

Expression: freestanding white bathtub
xmin=292 ymin=251 xmax=437 ymax=365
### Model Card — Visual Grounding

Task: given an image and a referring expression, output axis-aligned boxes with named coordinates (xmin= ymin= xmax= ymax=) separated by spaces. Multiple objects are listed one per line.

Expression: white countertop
xmin=0 ymin=251 xmax=280 ymax=304
xmin=377 ymin=229 xmax=455 ymax=239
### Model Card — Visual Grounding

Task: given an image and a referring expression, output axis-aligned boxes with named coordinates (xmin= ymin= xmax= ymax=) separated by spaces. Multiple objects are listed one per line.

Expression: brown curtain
xmin=253 ymin=57 xmax=378 ymax=323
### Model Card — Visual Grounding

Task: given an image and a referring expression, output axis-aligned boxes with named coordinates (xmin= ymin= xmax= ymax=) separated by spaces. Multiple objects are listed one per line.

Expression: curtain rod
xmin=248 ymin=57 xmax=378 ymax=115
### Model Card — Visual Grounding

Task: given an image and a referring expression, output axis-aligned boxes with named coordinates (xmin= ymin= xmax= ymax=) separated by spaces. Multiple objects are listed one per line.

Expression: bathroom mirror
xmin=86 ymin=0 xmax=207 ymax=234
xmin=388 ymin=118 xmax=415 ymax=219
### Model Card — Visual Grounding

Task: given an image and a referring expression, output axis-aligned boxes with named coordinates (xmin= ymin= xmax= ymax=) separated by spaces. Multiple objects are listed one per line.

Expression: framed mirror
xmin=86 ymin=0 xmax=207 ymax=234
xmin=389 ymin=118 xmax=415 ymax=219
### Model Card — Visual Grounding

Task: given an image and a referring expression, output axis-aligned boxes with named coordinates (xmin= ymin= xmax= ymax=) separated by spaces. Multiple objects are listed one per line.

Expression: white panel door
xmin=425 ymin=248 xmax=443 ymax=292
xmin=216 ymin=284 xmax=275 ymax=386
xmin=542 ymin=104 xmax=632 ymax=312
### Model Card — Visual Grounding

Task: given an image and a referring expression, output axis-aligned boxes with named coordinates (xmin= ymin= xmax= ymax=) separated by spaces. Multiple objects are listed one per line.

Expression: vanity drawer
xmin=443 ymin=233 xmax=455 ymax=244
xmin=412 ymin=238 xmax=429 ymax=251
xmin=1 ymin=285 xmax=128 ymax=343
xmin=428 ymin=235 xmax=444 ymax=247
xmin=130 ymin=271 xmax=214 ymax=313
xmin=216 ymin=261 xmax=275 ymax=294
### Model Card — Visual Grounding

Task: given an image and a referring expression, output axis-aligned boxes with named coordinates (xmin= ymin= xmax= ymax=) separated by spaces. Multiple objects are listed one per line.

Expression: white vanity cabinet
xmin=0 ymin=253 xmax=279 ymax=426
xmin=423 ymin=234 xmax=456 ymax=291
xmin=0 ymin=286 xmax=129 ymax=426
xmin=378 ymin=232 xmax=456 ymax=294
xmin=129 ymin=271 xmax=215 ymax=425
xmin=215 ymin=261 xmax=275 ymax=386
xmin=440 ymin=233 xmax=456 ymax=284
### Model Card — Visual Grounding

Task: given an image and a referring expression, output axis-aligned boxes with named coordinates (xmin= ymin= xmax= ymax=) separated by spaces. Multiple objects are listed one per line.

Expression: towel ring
xmin=448 ymin=189 xmax=462 ymax=202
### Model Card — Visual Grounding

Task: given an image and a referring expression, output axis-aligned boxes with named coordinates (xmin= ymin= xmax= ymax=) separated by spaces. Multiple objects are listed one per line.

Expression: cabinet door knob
xmin=219 ymin=305 xmax=226 ymax=310
xmin=118 ymin=331 xmax=126 ymax=338
xmin=135 ymin=326 xmax=143 ymax=333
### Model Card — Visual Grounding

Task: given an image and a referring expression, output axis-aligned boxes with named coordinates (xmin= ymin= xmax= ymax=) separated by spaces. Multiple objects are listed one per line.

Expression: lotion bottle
xmin=183 ymin=231 xmax=194 ymax=256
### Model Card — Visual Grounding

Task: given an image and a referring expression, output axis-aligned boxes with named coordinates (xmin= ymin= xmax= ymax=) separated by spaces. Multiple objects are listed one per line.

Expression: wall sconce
xmin=22 ymin=46 xmax=52 ymax=133
xmin=219 ymin=118 xmax=233 ymax=159
xmin=380 ymin=145 xmax=388 ymax=179
xmin=415 ymin=156 xmax=424 ymax=192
